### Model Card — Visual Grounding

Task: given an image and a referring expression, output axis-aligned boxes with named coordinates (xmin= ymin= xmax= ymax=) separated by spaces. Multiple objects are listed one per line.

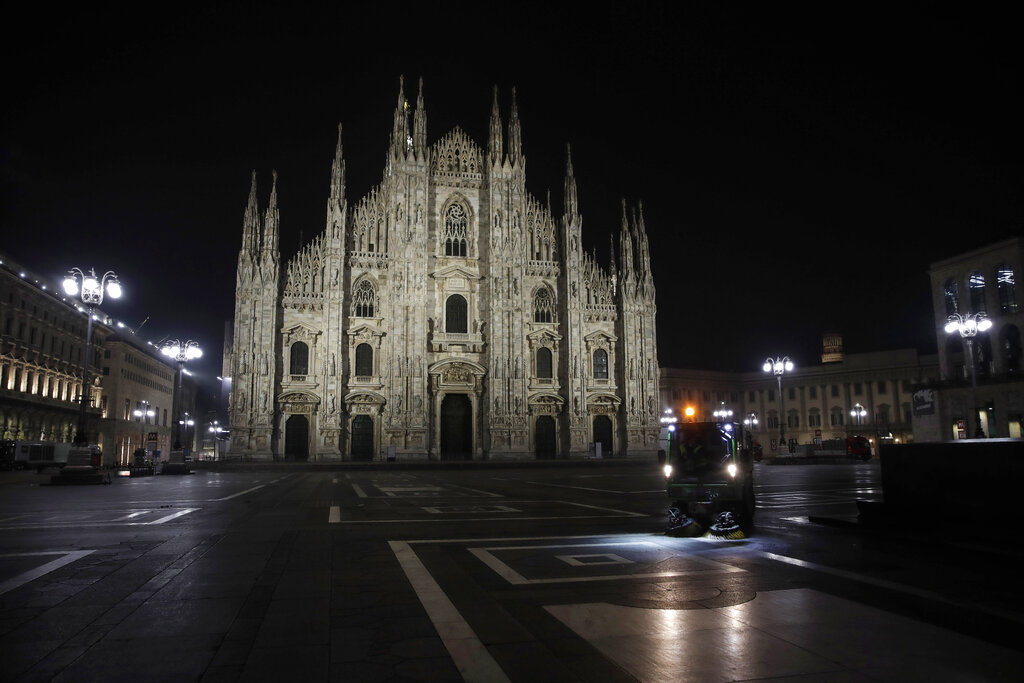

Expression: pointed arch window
xmin=969 ymin=270 xmax=986 ymax=313
xmin=355 ymin=343 xmax=373 ymax=377
xmin=353 ymin=280 xmax=375 ymax=318
xmin=290 ymin=342 xmax=309 ymax=375
xmin=533 ymin=287 xmax=554 ymax=323
xmin=536 ymin=347 xmax=553 ymax=378
xmin=443 ymin=203 xmax=468 ymax=256
xmin=997 ymin=264 xmax=1017 ymax=313
xmin=446 ymin=294 xmax=468 ymax=333
xmin=593 ymin=348 xmax=608 ymax=379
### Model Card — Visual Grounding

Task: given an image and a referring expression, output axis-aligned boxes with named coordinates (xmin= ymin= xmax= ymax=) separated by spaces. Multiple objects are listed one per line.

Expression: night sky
xmin=3 ymin=3 xmax=1020 ymax=394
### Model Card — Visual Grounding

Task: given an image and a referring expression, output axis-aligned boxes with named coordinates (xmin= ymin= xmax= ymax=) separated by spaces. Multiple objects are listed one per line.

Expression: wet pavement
xmin=0 ymin=461 xmax=1022 ymax=681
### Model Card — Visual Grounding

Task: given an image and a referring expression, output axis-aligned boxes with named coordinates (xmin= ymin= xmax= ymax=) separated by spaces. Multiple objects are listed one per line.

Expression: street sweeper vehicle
xmin=661 ymin=421 xmax=755 ymax=537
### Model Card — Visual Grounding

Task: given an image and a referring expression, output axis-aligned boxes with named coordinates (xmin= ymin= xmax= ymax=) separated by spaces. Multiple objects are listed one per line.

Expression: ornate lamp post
xmin=763 ymin=356 xmax=794 ymax=452
xmin=161 ymin=339 xmax=202 ymax=450
xmin=945 ymin=312 xmax=992 ymax=438
xmin=850 ymin=403 xmax=867 ymax=426
xmin=713 ymin=403 xmax=733 ymax=423
xmin=62 ymin=267 xmax=122 ymax=445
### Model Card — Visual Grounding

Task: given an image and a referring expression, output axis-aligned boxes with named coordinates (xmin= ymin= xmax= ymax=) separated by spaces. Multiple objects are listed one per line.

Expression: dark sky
xmin=3 ymin=2 xmax=1021 ymax=391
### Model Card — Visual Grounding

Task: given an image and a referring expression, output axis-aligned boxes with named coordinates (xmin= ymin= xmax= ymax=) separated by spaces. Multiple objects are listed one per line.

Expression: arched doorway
xmin=285 ymin=415 xmax=309 ymax=461
xmin=535 ymin=415 xmax=556 ymax=459
xmin=351 ymin=415 xmax=374 ymax=461
xmin=592 ymin=415 xmax=613 ymax=457
xmin=440 ymin=394 xmax=472 ymax=460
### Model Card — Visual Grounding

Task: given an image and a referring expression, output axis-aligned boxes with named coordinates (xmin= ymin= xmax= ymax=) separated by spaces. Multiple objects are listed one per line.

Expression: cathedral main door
xmin=592 ymin=415 xmax=613 ymax=457
xmin=440 ymin=394 xmax=472 ymax=460
xmin=351 ymin=415 xmax=374 ymax=461
xmin=535 ymin=415 xmax=556 ymax=459
xmin=285 ymin=415 xmax=309 ymax=461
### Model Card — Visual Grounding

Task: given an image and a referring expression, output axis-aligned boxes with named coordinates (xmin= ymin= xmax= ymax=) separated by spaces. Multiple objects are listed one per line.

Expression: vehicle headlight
xmin=727 ymin=463 xmax=737 ymax=478
xmin=663 ymin=464 xmax=673 ymax=478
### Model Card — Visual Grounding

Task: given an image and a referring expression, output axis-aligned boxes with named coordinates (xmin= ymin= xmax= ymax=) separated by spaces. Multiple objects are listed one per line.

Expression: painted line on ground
xmin=390 ymin=540 xmax=510 ymax=683
xmin=329 ymin=505 xmax=341 ymax=523
xmin=0 ymin=550 xmax=95 ymax=596
xmin=761 ymin=550 xmax=1024 ymax=624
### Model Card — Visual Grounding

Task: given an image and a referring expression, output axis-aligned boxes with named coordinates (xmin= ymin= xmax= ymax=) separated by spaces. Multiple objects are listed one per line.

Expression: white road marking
xmin=761 ymin=550 xmax=1024 ymax=624
xmin=351 ymin=483 xmax=368 ymax=498
xmin=329 ymin=505 xmax=341 ymax=523
xmin=390 ymin=540 xmax=510 ymax=683
xmin=138 ymin=508 xmax=198 ymax=524
xmin=0 ymin=550 xmax=95 ymax=596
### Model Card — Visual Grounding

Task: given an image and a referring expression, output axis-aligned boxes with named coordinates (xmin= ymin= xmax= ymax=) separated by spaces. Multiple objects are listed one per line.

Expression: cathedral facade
xmin=225 ymin=78 xmax=660 ymax=461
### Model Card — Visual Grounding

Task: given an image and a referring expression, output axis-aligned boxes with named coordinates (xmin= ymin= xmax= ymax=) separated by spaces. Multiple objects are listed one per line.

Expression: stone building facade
xmin=0 ymin=252 xmax=111 ymax=449
xmin=225 ymin=79 xmax=661 ymax=461
xmin=922 ymin=236 xmax=1023 ymax=439
xmin=660 ymin=339 xmax=939 ymax=457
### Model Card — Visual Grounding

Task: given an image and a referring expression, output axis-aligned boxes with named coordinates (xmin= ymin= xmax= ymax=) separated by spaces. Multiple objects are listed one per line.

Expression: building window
xmin=809 ymin=387 xmax=817 ymax=399
xmin=593 ymin=348 xmax=608 ymax=379
xmin=767 ymin=415 xmax=779 ymax=429
xmin=877 ymin=381 xmax=887 ymax=394
xmin=788 ymin=388 xmax=796 ymax=400
xmin=854 ymin=383 xmax=863 ymax=396
xmin=446 ymin=295 xmax=468 ymax=333
xmin=748 ymin=391 xmax=756 ymax=402
xmin=969 ymin=270 xmax=986 ymax=313
xmin=787 ymin=413 xmax=799 ymax=428
xmin=353 ymin=280 xmax=375 ymax=318
xmin=290 ymin=342 xmax=309 ymax=375
xmin=997 ymin=264 xmax=1017 ymax=313
xmin=536 ymin=347 xmax=552 ymax=378
xmin=533 ymin=287 xmax=554 ymax=323
xmin=943 ymin=278 xmax=959 ymax=316
xmin=355 ymin=343 xmax=373 ymax=377
xmin=830 ymin=410 xmax=844 ymax=426
xmin=808 ymin=412 xmax=821 ymax=427
xmin=443 ymin=203 xmax=468 ymax=256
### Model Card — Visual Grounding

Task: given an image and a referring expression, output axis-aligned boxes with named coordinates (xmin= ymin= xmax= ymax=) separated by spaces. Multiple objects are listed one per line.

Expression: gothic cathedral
xmin=225 ymin=78 xmax=660 ymax=461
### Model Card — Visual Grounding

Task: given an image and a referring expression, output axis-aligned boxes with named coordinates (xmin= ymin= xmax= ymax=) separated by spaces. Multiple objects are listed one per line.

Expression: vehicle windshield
xmin=670 ymin=425 xmax=732 ymax=475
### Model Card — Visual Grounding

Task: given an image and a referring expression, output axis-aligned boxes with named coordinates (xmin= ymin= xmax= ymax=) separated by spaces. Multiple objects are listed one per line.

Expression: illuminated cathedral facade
xmin=225 ymin=78 xmax=660 ymax=461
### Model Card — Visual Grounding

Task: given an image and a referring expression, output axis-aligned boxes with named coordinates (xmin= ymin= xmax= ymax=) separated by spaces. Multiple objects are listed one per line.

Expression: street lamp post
xmin=743 ymin=412 xmax=758 ymax=448
xmin=62 ymin=267 xmax=122 ymax=445
xmin=161 ymin=339 xmax=202 ymax=451
xmin=713 ymin=403 xmax=733 ymax=423
xmin=850 ymin=403 xmax=867 ymax=427
xmin=763 ymin=356 xmax=794 ymax=453
xmin=208 ymin=420 xmax=227 ymax=461
xmin=945 ymin=312 xmax=992 ymax=438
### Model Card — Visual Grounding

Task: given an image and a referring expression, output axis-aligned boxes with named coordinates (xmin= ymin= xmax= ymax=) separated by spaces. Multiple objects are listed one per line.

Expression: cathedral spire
xmin=413 ymin=77 xmax=427 ymax=159
xmin=488 ymin=85 xmax=503 ymax=163
xmin=327 ymin=123 xmax=347 ymax=239
xmin=563 ymin=144 xmax=578 ymax=220
xmin=507 ymin=86 xmax=523 ymax=167
xmin=619 ymin=198 xmax=635 ymax=284
xmin=262 ymin=170 xmax=280 ymax=258
xmin=242 ymin=170 xmax=260 ymax=254
xmin=390 ymin=75 xmax=410 ymax=158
